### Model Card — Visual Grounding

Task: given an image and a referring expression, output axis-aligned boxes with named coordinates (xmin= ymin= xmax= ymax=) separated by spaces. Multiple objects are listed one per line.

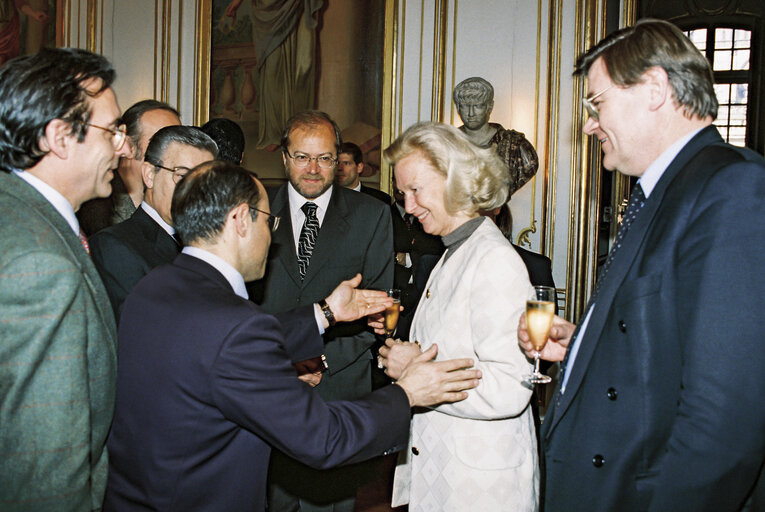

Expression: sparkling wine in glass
xmin=524 ymin=286 xmax=556 ymax=385
xmin=384 ymin=289 xmax=401 ymax=337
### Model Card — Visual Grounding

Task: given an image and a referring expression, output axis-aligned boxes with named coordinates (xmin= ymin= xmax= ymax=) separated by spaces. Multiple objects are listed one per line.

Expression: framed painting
xmin=0 ymin=0 xmax=61 ymax=66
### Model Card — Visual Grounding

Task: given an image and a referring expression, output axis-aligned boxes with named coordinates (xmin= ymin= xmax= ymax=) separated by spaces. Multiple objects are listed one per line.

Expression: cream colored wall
xmin=65 ymin=0 xmax=205 ymax=125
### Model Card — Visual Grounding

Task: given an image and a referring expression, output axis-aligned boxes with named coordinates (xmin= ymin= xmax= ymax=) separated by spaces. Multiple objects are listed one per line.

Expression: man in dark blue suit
xmin=519 ymin=19 xmax=765 ymax=511
xmin=105 ymin=161 xmax=481 ymax=511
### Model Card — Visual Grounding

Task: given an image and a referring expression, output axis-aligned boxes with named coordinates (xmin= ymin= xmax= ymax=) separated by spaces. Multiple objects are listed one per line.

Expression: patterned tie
xmin=297 ymin=202 xmax=319 ymax=280
xmin=78 ymin=228 xmax=90 ymax=255
xmin=557 ymin=183 xmax=646 ymax=393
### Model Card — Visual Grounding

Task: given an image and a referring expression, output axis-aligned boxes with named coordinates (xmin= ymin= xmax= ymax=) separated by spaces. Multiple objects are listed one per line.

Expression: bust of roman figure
xmin=453 ymin=76 xmax=539 ymax=196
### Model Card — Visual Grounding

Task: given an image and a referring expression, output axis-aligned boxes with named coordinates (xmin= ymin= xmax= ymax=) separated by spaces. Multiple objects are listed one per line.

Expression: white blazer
xmin=392 ymin=218 xmax=539 ymax=511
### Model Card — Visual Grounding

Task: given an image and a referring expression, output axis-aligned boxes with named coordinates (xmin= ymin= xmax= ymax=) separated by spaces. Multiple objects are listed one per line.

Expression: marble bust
xmin=453 ymin=77 xmax=539 ymax=196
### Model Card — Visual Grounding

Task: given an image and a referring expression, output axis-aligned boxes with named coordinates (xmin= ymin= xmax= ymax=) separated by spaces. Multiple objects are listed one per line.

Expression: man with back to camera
xmin=518 ymin=19 xmax=765 ymax=512
xmin=0 ymin=47 xmax=131 ymax=511
xmin=78 ymin=99 xmax=180 ymax=235
xmin=90 ymin=125 xmax=218 ymax=320
xmin=104 ymin=160 xmax=482 ymax=511
xmin=248 ymin=110 xmax=394 ymax=511
xmin=335 ymin=140 xmax=391 ymax=204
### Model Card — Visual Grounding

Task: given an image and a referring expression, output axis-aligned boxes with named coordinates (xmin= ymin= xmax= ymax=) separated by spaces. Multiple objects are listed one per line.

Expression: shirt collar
xmin=181 ymin=246 xmax=248 ymax=299
xmin=141 ymin=201 xmax=176 ymax=236
xmin=13 ymin=170 xmax=79 ymax=235
xmin=287 ymin=182 xmax=333 ymax=217
xmin=351 ymin=182 xmax=362 ymax=192
xmin=638 ymin=127 xmax=704 ymax=198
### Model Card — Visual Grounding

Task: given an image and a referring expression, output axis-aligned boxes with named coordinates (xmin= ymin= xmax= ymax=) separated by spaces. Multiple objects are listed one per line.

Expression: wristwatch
xmin=318 ymin=299 xmax=336 ymax=327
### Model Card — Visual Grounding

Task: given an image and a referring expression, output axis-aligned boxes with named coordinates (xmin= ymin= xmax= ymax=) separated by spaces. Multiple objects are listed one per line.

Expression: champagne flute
xmin=384 ymin=289 xmax=401 ymax=337
xmin=524 ymin=286 xmax=556 ymax=384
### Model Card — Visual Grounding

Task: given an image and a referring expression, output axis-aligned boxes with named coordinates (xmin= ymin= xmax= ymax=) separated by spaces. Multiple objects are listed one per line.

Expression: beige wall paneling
xmin=91 ymin=0 xmax=209 ymax=125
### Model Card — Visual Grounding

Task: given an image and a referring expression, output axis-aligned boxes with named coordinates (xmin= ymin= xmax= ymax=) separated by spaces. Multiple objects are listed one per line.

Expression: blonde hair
xmin=384 ymin=122 xmax=509 ymax=215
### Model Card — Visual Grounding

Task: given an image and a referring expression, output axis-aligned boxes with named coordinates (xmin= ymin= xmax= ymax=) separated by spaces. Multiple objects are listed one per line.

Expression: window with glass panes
xmin=685 ymin=27 xmax=752 ymax=147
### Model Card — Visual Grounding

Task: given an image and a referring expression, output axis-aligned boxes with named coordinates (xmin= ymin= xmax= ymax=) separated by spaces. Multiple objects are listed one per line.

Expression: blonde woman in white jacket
xmin=378 ymin=121 xmax=539 ymax=511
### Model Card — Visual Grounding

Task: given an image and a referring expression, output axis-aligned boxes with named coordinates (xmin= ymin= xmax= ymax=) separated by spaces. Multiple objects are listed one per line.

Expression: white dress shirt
xmin=13 ymin=170 xmax=79 ymax=235
xmin=181 ymin=246 xmax=249 ymax=299
xmin=287 ymin=183 xmax=332 ymax=252
xmin=140 ymin=201 xmax=176 ymax=237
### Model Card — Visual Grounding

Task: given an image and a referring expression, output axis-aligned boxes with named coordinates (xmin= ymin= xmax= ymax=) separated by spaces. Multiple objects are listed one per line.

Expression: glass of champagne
xmin=384 ymin=289 xmax=401 ymax=337
xmin=524 ymin=286 xmax=556 ymax=384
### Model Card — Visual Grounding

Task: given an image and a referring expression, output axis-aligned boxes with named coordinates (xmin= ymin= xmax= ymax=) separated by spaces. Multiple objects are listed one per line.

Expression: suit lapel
xmin=545 ymin=127 xmax=724 ymax=436
xmin=269 ymin=185 xmax=301 ymax=288
xmin=2 ymin=173 xmax=117 ymax=345
xmin=301 ymin=187 xmax=350 ymax=288
xmin=133 ymin=207 xmax=180 ymax=261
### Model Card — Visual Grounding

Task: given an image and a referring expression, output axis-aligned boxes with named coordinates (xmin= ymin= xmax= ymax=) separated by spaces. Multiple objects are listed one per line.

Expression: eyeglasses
xmin=148 ymin=161 xmax=190 ymax=184
xmin=582 ymin=85 xmax=614 ymax=121
xmin=86 ymin=122 xmax=127 ymax=150
xmin=285 ymin=150 xmax=336 ymax=169
xmin=249 ymin=206 xmax=281 ymax=231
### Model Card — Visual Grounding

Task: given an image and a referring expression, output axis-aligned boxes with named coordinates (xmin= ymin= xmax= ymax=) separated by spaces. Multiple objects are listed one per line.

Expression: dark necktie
xmin=297 ymin=202 xmax=319 ymax=280
xmin=557 ymin=183 xmax=646 ymax=393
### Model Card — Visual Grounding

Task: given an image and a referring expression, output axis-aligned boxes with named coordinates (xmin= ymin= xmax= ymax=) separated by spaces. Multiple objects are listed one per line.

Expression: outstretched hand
xmin=325 ymin=274 xmax=392 ymax=323
xmin=396 ymin=345 xmax=481 ymax=407
xmin=517 ymin=312 xmax=574 ymax=362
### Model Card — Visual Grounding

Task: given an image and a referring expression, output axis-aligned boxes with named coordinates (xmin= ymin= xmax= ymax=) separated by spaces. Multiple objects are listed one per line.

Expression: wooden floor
xmin=354 ymin=454 xmax=407 ymax=512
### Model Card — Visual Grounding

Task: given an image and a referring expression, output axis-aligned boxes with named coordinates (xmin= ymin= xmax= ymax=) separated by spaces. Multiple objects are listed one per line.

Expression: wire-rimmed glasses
xmin=582 ymin=85 xmax=614 ymax=121
xmin=85 ymin=122 xmax=127 ymax=151
xmin=249 ymin=206 xmax=280 ymax=232
xmin=147 ymin=162 xmax=190 ymax=184
xmin=284 ymin=150 xmax=336 ymax=169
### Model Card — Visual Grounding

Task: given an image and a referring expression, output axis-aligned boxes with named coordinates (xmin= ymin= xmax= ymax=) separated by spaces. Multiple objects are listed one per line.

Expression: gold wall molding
xmin=86 ymin=0 xmax=96 ymax=52
xmin=515 ymin=0 xmax=545 ymax=250
xmin=543 ymin=0 xmax=563 ymax=266
xmin=194 ymin=0 xmax=212 ymax=125
xmin=417 ymin=0 xmax=424 ymax=123
xmin=381 ymin=0 xmax=400 ymax=194
xmin=430 ymin=0 xmax=448 ymax=121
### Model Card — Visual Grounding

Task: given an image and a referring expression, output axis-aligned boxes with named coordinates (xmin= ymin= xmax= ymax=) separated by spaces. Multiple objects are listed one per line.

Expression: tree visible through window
xmin=685 ymin=27 xmax=751 ymax=147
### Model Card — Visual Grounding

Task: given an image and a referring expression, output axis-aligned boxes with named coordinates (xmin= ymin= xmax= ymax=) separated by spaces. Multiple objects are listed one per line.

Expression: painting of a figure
xmin=208 ymin=0 xmax=386 ymax=185
xmin=0 ymin=0 xmax=56 ymax=66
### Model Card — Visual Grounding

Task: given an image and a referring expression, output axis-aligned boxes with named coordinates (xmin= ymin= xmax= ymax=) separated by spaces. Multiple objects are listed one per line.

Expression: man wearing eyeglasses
xmin=90 ymin=125 xmax=218 ymax=321
xmin=517 ymin=20 xmax=765 ymax=512
xmin=78 ymin=99 xmax=181 ymax=236
xmin=0 ymin=48 xmax=131 ymax=511
xmin=250 ymin=110 xmax=394 ymax=512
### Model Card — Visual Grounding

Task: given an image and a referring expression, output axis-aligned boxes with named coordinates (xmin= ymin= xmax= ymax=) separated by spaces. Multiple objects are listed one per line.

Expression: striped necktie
xmin=78 ymin=228 xmax=90 ymax=255
xmin=557 ymin=183 xmax=646 ymax=395
xmin=297 ymin=202 xmax=319 ymax=280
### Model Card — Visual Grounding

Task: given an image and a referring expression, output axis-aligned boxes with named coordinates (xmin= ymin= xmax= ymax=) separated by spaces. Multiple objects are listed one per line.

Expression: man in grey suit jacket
xmin=0 ymin=48 xmax=131 ymax=511
xmin=90 ymin=125 xmax=218 ymax=320
xmin=251 ymin=111 xmax=394 ymax=511
xmin=519 ymin=20 xmax=765 ymax=512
